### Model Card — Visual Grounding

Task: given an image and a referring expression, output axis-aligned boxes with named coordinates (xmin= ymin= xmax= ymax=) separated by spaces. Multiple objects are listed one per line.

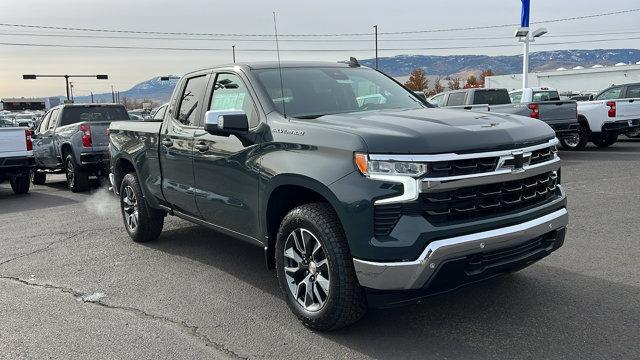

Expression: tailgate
xmin=87 ymin=121 xmax=112 ymax=147
xmin=538 ymin=101 xmax=577 ymax=122
xmin=0 ymin=128 xmax=27 ymax=155
xmin=616 ymin=98 xmax=640 ymax=118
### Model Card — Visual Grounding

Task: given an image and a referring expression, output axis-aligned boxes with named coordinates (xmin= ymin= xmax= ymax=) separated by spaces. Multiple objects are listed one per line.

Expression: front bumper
xmin=353 ymin=207 xmax=568 ymax=291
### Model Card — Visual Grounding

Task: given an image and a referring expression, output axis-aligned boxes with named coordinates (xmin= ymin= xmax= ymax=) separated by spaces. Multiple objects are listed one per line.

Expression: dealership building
xmin=485 ymin=63 xmax=640 ymax=94
xmin=0 ymin=97 xmax=61 ymax=111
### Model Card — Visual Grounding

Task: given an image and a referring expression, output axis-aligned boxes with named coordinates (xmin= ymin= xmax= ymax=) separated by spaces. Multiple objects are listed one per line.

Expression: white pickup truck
xmin=0 ymin=127 xmax=34 ymax=194
xmin=560 ymin=83 xmax=640 ymax=150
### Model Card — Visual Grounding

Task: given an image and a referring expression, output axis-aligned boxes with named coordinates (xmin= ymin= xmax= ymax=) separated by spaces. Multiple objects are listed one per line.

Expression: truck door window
xmin=48 ymin=109 xmax=60 ymax=130
xmin=430 ymin=94 xmax=444 ymax=106
xmin=38 ymin=112 xmax=52 ymax=132
xmin=626 ymin=85 xmax=640 ymax=98
xmin=595 ymin=87 xmax=622 ymax=100
xmin=177 ymin=75 xmax=207 ymax=126
xmin=446 ymin=92 xmax=467 ymax=106
xmin=209 ymin=73 xmax=259 ymax=127
xmin=153 ymin=105 xmax=167 ymax=120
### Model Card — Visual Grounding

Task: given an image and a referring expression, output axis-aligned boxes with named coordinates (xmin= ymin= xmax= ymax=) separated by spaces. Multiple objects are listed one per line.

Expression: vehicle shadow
xmin=145 ymin=223 xmax=639 ymax=359
xmin=0 ymin=184 xmax=79 ymax=214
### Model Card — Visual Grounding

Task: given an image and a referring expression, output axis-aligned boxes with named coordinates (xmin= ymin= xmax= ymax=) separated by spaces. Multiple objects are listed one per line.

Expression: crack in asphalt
xmin=0 ymin=227 xmax=120 ymax=268
xmin=0 ymin=276 xmax=247 ymax=359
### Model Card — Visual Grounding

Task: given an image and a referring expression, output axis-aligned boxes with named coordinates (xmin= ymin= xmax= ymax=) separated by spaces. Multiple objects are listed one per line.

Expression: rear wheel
xmin=592 ymin=131 xmax=618 ymax=148
xmin=32 ymin=170 xmax=46 ymax=185
xmin=120 ymin=172 xmax=164 ymax=243
xmin=275 ymin=203 xmax=367 ymax=331
xmin=626 ymin=128 xmax=640 ymax=139
xmin=10 ymin=173 xmax=30 ymax=194
xmin=64 ymin=154 xmax=89 ymax=192
xmin=559 ymin=124 xmax=588 ymax=151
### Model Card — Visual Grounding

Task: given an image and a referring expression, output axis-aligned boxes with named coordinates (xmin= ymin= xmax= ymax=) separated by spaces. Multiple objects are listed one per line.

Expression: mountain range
xmin=72 ymin=49 xmax=640 ymax=104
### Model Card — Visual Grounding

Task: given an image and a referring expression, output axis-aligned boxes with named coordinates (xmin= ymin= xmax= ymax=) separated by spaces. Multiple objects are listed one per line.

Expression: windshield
xmin=253 ymin=67 xmax=427 ymax=118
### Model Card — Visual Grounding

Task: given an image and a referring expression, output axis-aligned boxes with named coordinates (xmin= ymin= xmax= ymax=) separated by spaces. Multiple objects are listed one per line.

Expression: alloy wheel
xmin=122 ymin=185 xmax=139 ymax=231
xmin=283 ymin=228 xmax=330 ymax=312
xmin=65 ymin=160 xmax=75 ymax=188
xmin=563 ymin=134 xmax=580 ymax=148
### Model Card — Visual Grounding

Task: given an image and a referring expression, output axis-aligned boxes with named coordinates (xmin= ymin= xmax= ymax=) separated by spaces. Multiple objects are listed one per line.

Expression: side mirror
xmin=588 ymin=94 xmax=594 ymax=101
xmin=204 ymin=110 xmax=249 ymax=135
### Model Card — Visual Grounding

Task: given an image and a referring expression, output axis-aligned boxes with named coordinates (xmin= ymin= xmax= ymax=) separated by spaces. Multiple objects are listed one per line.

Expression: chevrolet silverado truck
xmin=109 ymin=61 xmax=568 ymax=331
xmin=435 ymin=88 xmax=579 ymax=141
xmin=0 ymin=126 xmax=34 ymax=194
xmin=562 ymin=83 xmax=640 ymax=149
xmin=32 ymin=104 xmax=130 ymax=192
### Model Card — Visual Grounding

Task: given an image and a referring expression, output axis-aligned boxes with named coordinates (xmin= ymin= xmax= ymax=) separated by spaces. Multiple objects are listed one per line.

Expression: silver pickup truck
xmin=0 ymin=126 xmax=34 ymax=194
xmin=32 ymin=104 xmax=130 ymax=192
xmin=431 ymin=88 xmax=579 ymax=139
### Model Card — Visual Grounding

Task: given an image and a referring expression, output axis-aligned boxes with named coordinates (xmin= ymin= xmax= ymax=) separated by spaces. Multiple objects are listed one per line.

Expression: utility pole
xmin=373 ymin=25 xmax=378 ymax=70
xmin=117 ymin=91 xmax=120 ymax=103
xmin=232 ymin=45 xmax=236 ymax=63
xmin=90 ymin=91 xmax=94 ymax=103
xmin=111 ymin=85 xmax=115 ymax=103
xmin=69 ymin=82 xmax=75 ymax=102
xmin=515 ymin=0 xmax=546 ymax=89
xmin=64 ymin=75 xmax=70 ymax=101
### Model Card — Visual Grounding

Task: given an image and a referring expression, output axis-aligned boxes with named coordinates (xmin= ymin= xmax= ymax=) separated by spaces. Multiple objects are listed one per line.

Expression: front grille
xmin=529 ymin=147 xmax=554 ymax=165
xmin=413 ymin=171 xmax=560 ymax=225
xmin=428 ymin=157 xmax=498 ymax=178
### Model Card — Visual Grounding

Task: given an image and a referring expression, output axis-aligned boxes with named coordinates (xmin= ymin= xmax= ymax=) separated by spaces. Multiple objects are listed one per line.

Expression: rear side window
xmin=473 ymin=90 xmax=511 ymax=105
xmin=177 ymin=75 xmax=208 ymax=126
xmin=596 ymin=87 xmax=622 ymax=101
xmin=509 ymin=91 xmax=523 ymax=103
xmin=446 ymin=92 xmax=467 ymax=106
xmin=532 ymin=91 xmax=560 ymax=102
xmin=626 ymin=85 xmax=640 ymax=98
xmin=60 ymin=106 xmax=129 ymax=126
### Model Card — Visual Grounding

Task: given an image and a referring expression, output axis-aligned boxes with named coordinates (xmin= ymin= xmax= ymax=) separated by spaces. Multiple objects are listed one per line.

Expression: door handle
xmin=162 ymin=138 xmax=174 ymax=148
xmin=194 ymin=142 xmax=209 ymax=152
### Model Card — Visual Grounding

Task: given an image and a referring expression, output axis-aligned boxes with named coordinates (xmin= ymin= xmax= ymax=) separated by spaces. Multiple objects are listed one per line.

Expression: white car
xmin=563 ymin=83 xmax=640 ymax=150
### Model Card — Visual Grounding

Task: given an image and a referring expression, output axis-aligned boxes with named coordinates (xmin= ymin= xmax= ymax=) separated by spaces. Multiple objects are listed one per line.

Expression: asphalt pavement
xmin=1 ymin=139 xmax=639 ymax=359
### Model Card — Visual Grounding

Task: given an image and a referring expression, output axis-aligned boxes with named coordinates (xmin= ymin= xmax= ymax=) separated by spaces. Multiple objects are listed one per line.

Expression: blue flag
xmin=521 ymin=0 xmax=530 ymax=27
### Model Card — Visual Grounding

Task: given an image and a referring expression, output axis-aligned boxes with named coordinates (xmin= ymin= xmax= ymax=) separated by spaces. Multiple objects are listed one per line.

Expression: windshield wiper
xmin=295 ymin=114 xmax=327 ymax=119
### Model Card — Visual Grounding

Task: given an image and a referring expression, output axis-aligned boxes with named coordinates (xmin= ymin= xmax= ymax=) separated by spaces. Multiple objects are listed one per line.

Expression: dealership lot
xmin=1 ymin=140 xmax=639 ymax=359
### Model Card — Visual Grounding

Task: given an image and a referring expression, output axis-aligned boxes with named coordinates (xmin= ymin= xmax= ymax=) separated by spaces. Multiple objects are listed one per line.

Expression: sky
xmin=0 ymin=0 xmax=638 ymax=98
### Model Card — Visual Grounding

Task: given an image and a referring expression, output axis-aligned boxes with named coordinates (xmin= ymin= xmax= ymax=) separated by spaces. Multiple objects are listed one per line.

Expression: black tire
xmin=119 ymin=172 xmax=164 ymax=243
xmin=592 ymin=131 xmax=618 ymax=148
xmin=32 ymin=170 xmax=46 ymax=185
xmin=559 ymin=124 xmax=588 ymax=151
xmin=64 ymin=154 xmax=89 ymax=192
xmin=10 ymin=173 xmax=30 ymax=194
xmin=626 ymin=128 xmax=640 ymax=138
xmin=275 ymin=203 xmax=367 ymax=331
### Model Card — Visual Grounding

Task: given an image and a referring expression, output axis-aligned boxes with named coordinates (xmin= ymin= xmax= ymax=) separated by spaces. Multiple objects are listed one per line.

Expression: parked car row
xmin=428 ymin=83 xmax=640 ymax=151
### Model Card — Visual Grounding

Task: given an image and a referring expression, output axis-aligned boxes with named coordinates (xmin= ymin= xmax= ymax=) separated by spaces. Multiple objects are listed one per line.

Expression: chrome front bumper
xmin=353 ymin=208 xmax=568 ymax=290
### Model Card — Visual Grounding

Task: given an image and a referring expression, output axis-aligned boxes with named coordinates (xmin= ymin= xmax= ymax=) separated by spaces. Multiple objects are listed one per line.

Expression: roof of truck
xmin=184 ymin=61 xmax=366 ymax=75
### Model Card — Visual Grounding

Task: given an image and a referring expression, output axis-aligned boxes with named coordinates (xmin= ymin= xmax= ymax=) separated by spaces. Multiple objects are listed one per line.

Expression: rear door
xmin=192 ymin=71 xmax=262 ymax=239
xmin=159 ymin=72 xmax=209 ymax=215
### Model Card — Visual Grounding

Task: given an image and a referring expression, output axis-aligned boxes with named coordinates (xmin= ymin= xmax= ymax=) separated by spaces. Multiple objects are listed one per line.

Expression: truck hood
xmin=305 ymin=108 xmax=555 ymax=154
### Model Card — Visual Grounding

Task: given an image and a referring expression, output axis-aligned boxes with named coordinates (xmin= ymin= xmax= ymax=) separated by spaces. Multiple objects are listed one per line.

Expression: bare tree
xmin=479 ymin=69 xmax=495 ymax=87
xmin=434 ymin=77 xmax=444 ymax=94
xmin=405 ymin=69 xmax=429 ymax=91
xmin=447 ymin=77 xmax=461 ymax=90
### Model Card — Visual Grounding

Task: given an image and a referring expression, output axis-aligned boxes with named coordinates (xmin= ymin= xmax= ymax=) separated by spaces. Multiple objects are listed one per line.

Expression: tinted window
xmin=509 ymin=91 xmax=523 ymax=103
xmin=472 ymin=90 xmax=511 ymax=105
xmin=209 ymin=73 xmax=259 ymax=127
xmin=626 ymin=85 xmax=640 ymax=98
xmin=446 ymin=92 xmax=467 ymax=106
xmin=596 ymin=87 xmax=622 ymax=101
xmin=48 ymin=109 xmax=60 ymax=129
xmin=60 ymin=106 xmax=129 ymax=126
xmin=177 ymin=75 xmax=207 ymax=126
xmin=532 ymin=90 xmax=560 ymax=102
xmin=254 ymin=67 xmax=425 ymax=118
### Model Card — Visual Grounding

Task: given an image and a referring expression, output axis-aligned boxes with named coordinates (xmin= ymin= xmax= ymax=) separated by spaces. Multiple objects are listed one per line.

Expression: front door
xmin=159 ymin=73 xmax=209 ymax=215
xmin=40 ymin=108 xmax=60 ymax=168
xmin=193 ymin=72 xmax=262 ymax=239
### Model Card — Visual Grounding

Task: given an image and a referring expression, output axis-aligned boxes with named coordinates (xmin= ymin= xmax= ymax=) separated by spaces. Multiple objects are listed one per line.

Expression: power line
xmin=1 ymin=36 xmax=640 ymax=52
xmin=2 ymin=29 xmax=640 ymax=43
xmin=0 ymin=8 xmax=637 ymax=37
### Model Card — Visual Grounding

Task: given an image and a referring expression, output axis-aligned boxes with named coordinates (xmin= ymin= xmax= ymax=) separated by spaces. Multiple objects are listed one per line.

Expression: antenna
xmin=273 ymin=12 xmax=286 ymax=119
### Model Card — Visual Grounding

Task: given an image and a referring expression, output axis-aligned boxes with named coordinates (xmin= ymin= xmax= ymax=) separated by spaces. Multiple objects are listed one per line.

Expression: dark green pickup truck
xmin=109 ymin=61 xmax=568 ymax=330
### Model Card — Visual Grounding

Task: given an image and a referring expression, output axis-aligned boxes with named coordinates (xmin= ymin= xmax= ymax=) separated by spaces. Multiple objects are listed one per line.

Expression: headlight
xmin=354 ymin=153 xmax=427 ymax=178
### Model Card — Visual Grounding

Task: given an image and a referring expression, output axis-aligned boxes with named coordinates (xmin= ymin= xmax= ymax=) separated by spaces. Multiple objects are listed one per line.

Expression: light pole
xmin=22 ymin=74 xmax=108 ymax=102
xmin=232 ymin=45 xmax=236 ymax=63
xmin=516 ymin=28 xmax=547 ymax=89
xmin=373 ymin=25 xmax=378 ymax=70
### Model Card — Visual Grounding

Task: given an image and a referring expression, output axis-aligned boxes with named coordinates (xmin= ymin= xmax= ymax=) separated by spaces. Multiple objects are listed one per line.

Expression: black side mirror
xmin=203 ymin=110 xmax=249 ymax=135
xmin=588 ymin=94 xmax=594 ymax=101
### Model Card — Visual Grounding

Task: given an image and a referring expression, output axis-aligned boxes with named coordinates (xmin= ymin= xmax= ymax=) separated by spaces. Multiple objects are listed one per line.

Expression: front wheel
xmin=10 ymin=173 xmax=30 ymax=194
xmin=275 ymin=203 xmax=367 ymax=331
xmin=592 ymin=131 xmax=618 ymax=148
xmin=559 ymin=125 xmax=588 ymax=151
xmin=120 ymin=172 xmax=164 ymax=243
